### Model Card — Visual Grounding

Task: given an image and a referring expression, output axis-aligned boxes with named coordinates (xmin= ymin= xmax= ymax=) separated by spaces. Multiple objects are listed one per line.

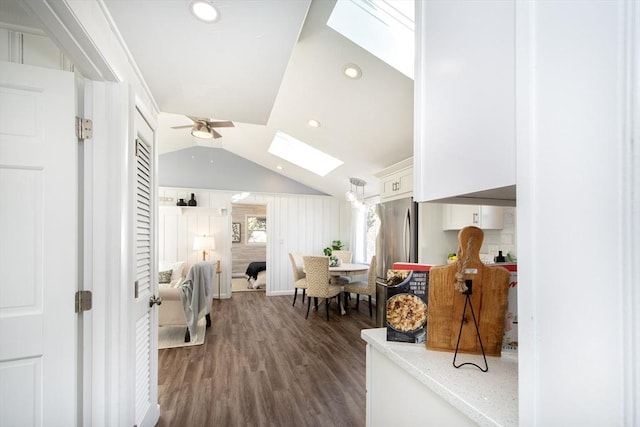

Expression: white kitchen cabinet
xmin=380 ymin=167 xmax=413 ymax=202
xmin=376 ymin=157 xmax=413 ymax=202
xmin=413 ymin=1 xmax=516 ymax=202
xmin=362 ymin=328 xmax=517 ymax=427
xmin=442 ymin=204 xmax=503 ymax=230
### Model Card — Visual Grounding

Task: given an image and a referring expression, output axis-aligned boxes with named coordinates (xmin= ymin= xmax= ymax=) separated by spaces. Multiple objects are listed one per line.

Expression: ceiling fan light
xmin=190 ymin=0 xmax=220 ymax=23
xmin=191 ymin=122 xmax=213 ymax=139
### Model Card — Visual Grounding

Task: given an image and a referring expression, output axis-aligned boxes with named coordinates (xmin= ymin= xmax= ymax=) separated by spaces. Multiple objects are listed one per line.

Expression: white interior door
xmin=132 ymin=108 xmax=159 ymax=427
xmin=0 ymin=62 xmax=77 ymax=425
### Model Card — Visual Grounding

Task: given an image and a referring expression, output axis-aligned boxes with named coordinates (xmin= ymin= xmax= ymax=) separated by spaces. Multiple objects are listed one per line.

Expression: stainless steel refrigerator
xmin=374 ymin=196 xmax=418 ymax=325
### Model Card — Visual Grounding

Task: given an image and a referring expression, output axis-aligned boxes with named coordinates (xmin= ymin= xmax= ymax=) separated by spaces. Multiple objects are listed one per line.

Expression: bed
xmin=245 ymin=261 xmax=267 ymax=289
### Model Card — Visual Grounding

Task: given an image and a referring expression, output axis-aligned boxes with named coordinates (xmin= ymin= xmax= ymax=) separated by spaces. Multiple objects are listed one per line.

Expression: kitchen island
xmin=361 ymin=328 xmax=518 ymax=427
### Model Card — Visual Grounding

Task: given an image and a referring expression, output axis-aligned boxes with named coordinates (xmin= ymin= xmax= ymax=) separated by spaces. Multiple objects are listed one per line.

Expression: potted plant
xmin=324 ymin=240 xmax=344 ymax=266
xmin=324 ymin=240 xmax=344 ymax=257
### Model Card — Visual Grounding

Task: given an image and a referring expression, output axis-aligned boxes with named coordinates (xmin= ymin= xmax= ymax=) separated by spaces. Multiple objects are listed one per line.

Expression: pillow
xmin=159 ymin=261 xmax=185 ymax=282
xmin=158 ymin=270 xmax=172 ymax=284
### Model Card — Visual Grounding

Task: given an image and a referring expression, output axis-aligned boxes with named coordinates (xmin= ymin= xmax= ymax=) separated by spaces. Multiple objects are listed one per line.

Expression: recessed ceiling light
xmin=276 ymin=165 xmax=284 ymax=170
xmin=190 ymin=0 xmax=220 ymax=23
xmin=308 ymin=119 xmax=320 ymax=128
xmin=343 ymin=63 xmax=362 ymax=79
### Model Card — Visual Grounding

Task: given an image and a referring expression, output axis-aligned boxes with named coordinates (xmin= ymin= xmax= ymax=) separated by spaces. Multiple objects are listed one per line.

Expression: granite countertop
xmin=361 ymin=328 xmax=518 ymax=427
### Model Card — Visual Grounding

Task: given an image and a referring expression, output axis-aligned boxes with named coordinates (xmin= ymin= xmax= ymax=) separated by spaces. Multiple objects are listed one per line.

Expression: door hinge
xmin=75 ymin=116 xmax=93 ymax=140
xmin=75 ymin=290 xmax=92 ymax=313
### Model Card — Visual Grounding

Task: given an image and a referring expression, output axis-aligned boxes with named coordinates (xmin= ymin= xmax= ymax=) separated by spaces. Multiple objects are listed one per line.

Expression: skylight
xmin=268 ymin=131 xmax=343 ymax=177
xmin=327 ymin=0 xmax=415 ymax=79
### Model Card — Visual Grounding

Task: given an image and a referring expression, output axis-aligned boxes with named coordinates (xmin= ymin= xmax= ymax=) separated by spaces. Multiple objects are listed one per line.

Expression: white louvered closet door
xmin=132 ymin=108 xmax=159 ymax=427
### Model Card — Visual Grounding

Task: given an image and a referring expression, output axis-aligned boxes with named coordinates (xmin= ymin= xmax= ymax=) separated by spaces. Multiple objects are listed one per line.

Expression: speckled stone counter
xmin=361 ymin=328 xmax=518 ymax=427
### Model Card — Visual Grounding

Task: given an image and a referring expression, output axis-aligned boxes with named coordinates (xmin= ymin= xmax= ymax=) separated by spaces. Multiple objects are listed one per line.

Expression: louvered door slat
xmin=133 ymin=132 xmax=156 ymax=426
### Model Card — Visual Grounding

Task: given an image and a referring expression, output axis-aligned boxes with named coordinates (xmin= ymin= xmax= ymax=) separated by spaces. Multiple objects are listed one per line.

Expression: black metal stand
xmin=452 ymin=280 xmax=488 ymax=372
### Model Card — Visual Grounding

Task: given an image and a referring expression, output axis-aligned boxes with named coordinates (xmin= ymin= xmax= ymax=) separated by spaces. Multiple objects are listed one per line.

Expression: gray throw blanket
xmin=179 ymin=262 xmax=213 ymax=341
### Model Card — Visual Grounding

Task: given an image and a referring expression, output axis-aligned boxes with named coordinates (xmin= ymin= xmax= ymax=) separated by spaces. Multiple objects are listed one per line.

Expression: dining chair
xmin=330 ymin=250 xmax=353 ymax=285
xmin=289 ymin=252 xmax=307 ymax=307
xmin=331 ymin=250 xmax=352 ymax=263
xmin=344 ymin=256 xmax=376 ymax=317
xmin=303 ymin=256 xmax=343 ymax=321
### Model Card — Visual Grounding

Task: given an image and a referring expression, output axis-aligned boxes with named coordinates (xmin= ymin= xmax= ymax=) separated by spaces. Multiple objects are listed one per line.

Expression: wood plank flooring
xmin=157 ymin=291 xmax=377 ymax=426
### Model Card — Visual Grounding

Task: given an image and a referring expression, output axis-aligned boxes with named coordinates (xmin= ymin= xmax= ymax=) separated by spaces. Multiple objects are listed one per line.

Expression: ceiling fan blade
xmin=208 ymin=120 xmax=234 ymax=128
xmin=212 ymin=129 xmax=223 ymax=139
xmin=171 ymin=125 xmax=193 ymax=129
xmin=186 ymin=115 xmax=204 ymax=123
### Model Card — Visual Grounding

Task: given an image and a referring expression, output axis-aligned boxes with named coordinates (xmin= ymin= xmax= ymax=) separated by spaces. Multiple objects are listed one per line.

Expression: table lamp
xmin=193 ymin=235 xmax=215 ymax=261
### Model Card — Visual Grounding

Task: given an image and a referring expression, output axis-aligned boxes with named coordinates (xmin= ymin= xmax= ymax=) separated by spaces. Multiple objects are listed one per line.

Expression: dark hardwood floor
xmin=157 ymin=291 xmax=377 ymax=426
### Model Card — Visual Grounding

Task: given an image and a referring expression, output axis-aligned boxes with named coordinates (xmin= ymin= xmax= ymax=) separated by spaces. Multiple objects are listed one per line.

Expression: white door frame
xmin=21 ymin=0 xmax=160 ymax=425
xmin=83 ymin=80 xmax=136 ymax=425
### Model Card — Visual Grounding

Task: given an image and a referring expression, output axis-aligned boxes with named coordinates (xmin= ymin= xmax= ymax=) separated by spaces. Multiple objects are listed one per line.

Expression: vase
xmin=176 ymin=198 xmax=187 ymax=206
xmin=188 ymin=193 xmax=197 ymax=207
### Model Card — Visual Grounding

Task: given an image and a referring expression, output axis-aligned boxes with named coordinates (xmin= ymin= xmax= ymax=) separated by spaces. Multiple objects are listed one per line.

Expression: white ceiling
xmin=3 ymin=0 xmax=414 ymax=199
xmin=103 ymin=0 xmax=415 ymax=199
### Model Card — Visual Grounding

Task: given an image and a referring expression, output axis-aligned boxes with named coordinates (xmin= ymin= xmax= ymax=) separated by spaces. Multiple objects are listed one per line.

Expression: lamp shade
xmin=193 ymin=235 xmax=216 ymax=251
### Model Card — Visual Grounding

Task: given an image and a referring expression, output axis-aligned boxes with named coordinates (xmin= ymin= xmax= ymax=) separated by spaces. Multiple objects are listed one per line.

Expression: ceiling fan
xmin=171 ymin=116 xmax=235 ymax=139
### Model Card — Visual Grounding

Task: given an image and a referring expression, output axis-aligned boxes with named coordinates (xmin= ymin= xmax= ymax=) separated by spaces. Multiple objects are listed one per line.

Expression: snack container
xmin=500 ymin=264 xmax=518 ymax=350
xmin=385 ymin=266 xmax=430 ymax=343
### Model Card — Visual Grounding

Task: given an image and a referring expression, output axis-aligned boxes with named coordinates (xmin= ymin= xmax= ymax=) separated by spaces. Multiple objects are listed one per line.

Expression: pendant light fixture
xmin=345 ymin=177 xmax=366 ymax=207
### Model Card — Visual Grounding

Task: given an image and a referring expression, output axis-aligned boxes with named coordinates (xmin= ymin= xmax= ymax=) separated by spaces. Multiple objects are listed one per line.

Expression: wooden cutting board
xmin=426 ymin=226 xmax=510 ymax=357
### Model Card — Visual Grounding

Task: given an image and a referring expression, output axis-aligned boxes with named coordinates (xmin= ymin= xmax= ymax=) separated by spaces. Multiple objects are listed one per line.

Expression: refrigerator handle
xmin=403 ymin=207 xmax=411 ymax=262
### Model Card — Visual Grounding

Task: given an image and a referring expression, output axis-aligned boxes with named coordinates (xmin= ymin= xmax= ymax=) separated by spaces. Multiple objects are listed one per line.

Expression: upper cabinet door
xmin=380 ymin=167 xmax=413 ymax=202
xmin=442 ymin=204 xmax=504 ymax=230
xmin=413 ymin=1 xmax=516 ymax=202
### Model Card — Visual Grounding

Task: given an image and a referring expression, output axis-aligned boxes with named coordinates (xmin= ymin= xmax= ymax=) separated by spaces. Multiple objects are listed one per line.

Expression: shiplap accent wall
xmin=159 ymin=187 xmax=351 ymax=297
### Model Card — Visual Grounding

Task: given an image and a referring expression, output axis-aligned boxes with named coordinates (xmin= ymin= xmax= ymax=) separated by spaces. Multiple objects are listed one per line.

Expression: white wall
xmin=515 ymin=1 xmax=637 ymax=425
xmin=159 ymin=187 xmax=351 ymax=297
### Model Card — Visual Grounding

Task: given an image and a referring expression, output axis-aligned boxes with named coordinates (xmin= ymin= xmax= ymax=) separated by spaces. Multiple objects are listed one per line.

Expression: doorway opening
xmin=231 ymin=202 xmax=267 ymax=293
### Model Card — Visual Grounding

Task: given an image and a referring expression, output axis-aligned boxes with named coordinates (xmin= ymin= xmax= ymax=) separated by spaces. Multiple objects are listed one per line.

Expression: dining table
xmin=329 ymin=262 xmax=369 ymax=277
xmin=329 ymin=263 xmax=369 ymax=314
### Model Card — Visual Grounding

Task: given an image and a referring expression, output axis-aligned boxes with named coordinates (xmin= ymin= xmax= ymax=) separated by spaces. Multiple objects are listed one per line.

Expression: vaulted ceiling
xmin=102 ymin=0 xmax=414 ymax=199
xmin=3 ymin=0 xmax=415 ymax=199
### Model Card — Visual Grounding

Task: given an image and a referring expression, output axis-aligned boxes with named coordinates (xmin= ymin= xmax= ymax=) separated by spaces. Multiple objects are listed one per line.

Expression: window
xmin=366 ymin=204 xmax=380 ymax=262
xmin=246 ymin=216 xmax=267 ymax=244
